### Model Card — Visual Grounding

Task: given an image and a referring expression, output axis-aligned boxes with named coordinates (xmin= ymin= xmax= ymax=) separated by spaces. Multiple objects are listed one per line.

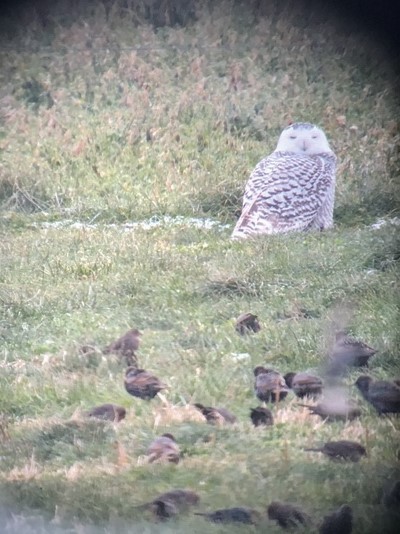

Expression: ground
xmin=0 ymin=1 xmax=399 ymax=532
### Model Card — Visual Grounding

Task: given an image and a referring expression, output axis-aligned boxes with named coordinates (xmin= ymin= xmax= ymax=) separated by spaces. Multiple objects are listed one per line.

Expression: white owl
xmin=231 ymin=123 xmax=336 ymax=239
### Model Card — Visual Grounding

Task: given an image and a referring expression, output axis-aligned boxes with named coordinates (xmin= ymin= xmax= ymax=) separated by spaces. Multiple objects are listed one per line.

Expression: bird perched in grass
xmin=195 ymin=507 xmax=261 ymax=525
xmin=284 ymin=371 xmax=323 ymax=398
xmin=235 ymin=312 xmax=261 ymax=335
xmin=231 ymin=122 xmax=336 ymax=239
xmin=299 ymin=400 xmax=361 ymax=422
xmin=193 ymin=403 xmax=237 ymax=425
xmin=138 ymin=489 xmax=200 ymax=520
xmin=146 ymin=433 xmax=180 ymax=464
xmin=254 ymin=366 xmax=289 ymax=403
xmin=86 ymin=403 xmax=126 ymax=422
xmin=149 ymin=499 xmax=178 ymax=520
xmin=354 ymin=375 xmax=400 ymax=414
xmin=124 ymin=367 xmax=168 ymax=400
xmin=250 ymin=406 xmax=274 ymax=427
xmin=304 ymin=440 xmax=366 ymax=462
xmin=319 ymin=504 xmax=353 ymax=534
xmin=328 ymin=330 xmax=377 ymax=373
xmin=103 ymin=328 xmax=142 ymax=365
xmin=267 ymin=501 xmax=311 ymax=528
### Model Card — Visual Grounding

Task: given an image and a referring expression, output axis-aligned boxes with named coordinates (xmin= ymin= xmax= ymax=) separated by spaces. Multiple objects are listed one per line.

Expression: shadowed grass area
xmin=1 ymin=0 xmax=400 ymax=532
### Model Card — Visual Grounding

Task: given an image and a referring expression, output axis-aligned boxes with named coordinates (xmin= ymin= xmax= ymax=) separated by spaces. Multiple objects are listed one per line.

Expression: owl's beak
xmin=301 ymin=140 xmax=309 ymax=151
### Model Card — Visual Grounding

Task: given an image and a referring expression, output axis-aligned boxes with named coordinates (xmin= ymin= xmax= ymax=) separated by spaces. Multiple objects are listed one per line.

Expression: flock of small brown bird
xmin=83 ymin=315 xmax=400 ymax=530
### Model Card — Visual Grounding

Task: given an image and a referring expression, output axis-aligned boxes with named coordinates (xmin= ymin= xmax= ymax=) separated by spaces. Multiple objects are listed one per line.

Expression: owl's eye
xmin=311 ymin=135 xmax=318 ymax=139
xmin=289 ymin=135 xmax=297 ymax=139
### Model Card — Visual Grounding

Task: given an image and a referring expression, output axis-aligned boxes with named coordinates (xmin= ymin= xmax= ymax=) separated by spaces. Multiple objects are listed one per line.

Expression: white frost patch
xmin=117 ymin=215 xmax=231 ymax=231
xmin=229 ymin=352 xmax=251 ymax=362
xmin=370 ymin=217 xmax=400 ymax=230
xmin=37 ymin=216 xmax=231 ymax=232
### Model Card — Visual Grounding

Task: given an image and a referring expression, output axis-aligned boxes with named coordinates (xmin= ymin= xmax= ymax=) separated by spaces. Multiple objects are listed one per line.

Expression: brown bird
xmin=254 ymin=366 xmax=289 ymax=403
xmin=195 ymin=507 xmax=261 ymax=525
xmin=382 ymin=480 xmax=400 ymax=509
xmin=146 ymin=433 xmax=180 ymax=464
xmin=86 ymin=403 xmax=126 ymax=422
xmin=355 ymin=375 xmax=400 ymax=414
xmin=124 ymin=367 xmax=168 ymax=400
xmin=284 ymin=371 xmax=323 ymax=398
xmin=329 ymin=330 xmax=377 ymax=371
xmin=299 ymin=401 xmax=361 ymax=422
xmin=319 ymin=504 xmax=353 ymax=534
xmin=304 ymin=440 xmax=366 ymax=462
xmin=235 ymin=312 xmax=261 ymax=335
xmin=145 ymin=489 xmax=200 ymax=520
xmin=193 ymin=403 xmax=237 ymax=425
xmin=149 ymin=499 xmax=178 ymax=520
xmin=267 ymin=501 xmax=311 ymax=529
xmin=104 ymin=328 xmax=141 ymax=365
xmin=250 ymin=406 xmax=274 ymax=427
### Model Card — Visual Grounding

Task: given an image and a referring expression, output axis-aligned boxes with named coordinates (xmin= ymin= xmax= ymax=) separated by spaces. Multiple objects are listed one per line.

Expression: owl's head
xmin=275 ymin=123 xmax=334 ymax=155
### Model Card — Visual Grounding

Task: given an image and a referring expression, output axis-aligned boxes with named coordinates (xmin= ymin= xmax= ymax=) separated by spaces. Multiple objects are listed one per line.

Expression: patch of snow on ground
xmin=370 ymin=217 xmax=400 ymax=230
xmin=37 ymin=216 xmax=231 ymax=231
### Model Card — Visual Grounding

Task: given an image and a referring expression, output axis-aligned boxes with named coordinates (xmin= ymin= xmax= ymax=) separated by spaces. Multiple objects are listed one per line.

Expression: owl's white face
xmin=275 ymin=123 xmax=333 ymax=155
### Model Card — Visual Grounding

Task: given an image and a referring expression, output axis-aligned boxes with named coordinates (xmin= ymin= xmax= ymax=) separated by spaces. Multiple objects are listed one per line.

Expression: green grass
xmin=0 ymin=1 xmax=399 ymax=532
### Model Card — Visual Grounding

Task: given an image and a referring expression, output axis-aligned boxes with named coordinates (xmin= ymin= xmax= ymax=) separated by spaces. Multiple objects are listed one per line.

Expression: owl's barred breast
xmin=232 ymin=123 xmax=336 ymax=239
xmin=245 ymin=152 xmax=335 ymax=200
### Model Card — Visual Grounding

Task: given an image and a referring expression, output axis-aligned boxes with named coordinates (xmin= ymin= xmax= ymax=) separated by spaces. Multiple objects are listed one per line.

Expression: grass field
xmin=0 ymin=1 xmax=399 ymax=532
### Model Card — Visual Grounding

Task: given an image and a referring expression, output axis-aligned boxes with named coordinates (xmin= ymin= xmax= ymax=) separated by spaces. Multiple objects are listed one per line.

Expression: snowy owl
xmin=231 ymin=123 xmax=336 ymax=239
